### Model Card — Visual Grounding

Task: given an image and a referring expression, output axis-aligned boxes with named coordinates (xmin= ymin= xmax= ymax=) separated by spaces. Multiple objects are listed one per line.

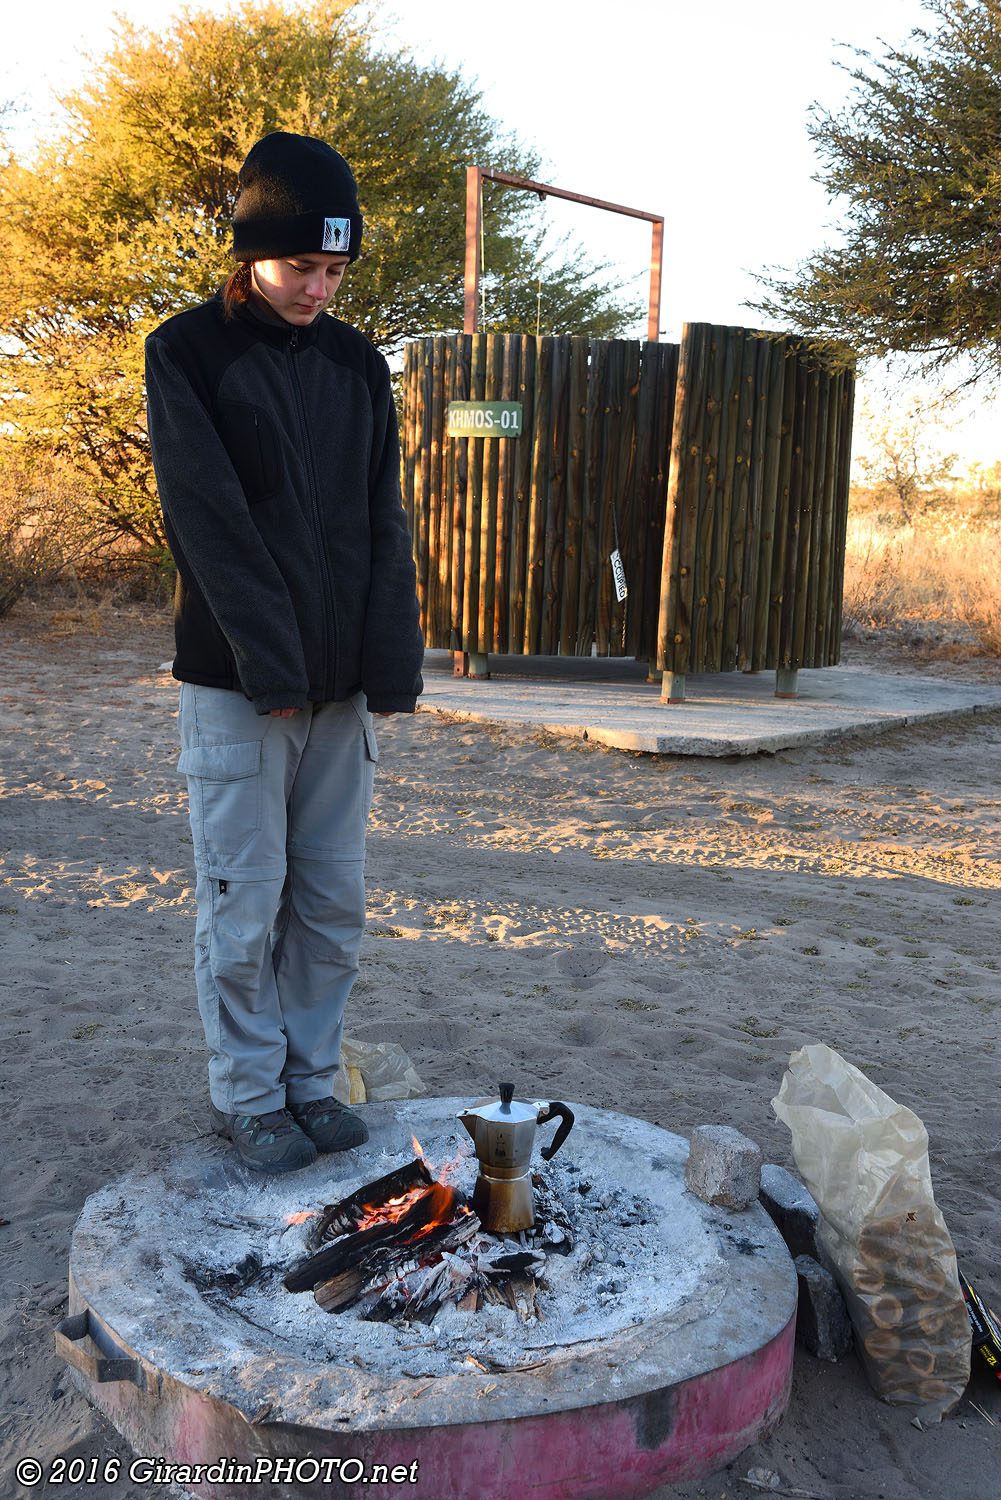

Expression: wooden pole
xmin=438 ymin=336 xmax=457 ymax=649
xmin=477 ymin=334 xmax=504 ymax=653
xmin=578 ymin=338 xmax=606 ymax=654
xmin=693 ymin=326 xmax=723 ymax=671
xmin=629 ymin=338 xmax=659 ymax=658
xmin=450 ymin=335 xmax=471 ymax=653
xmin=829 ymin=369 xmax=856 ymax=663
xmin=462 ymin=334 xmax=486 ymax=652
xmin=427 ymin=336 xmax=446 ymax=639
xmin=509 ymin=336 xmax=535 ymax=652
xmin=524 ymin=336 xmax=553 ymax=653
xmin=401 ymin=340 xmax=416 ymax=538
xmin=803 ymin=364 xmax=831 ymax=667
xmin=596 ymin=340 xmax=624 ymax=655
xmin=778 ymin=349 xmax=808 ymax=671
xmin=769 ymin=344 xmax=798 ymax=668
xmin=658 ymin=322 xmax=709 ymax=697
xmin=813 ymin=368 xmax=842 ymax=667
xmin=648 ymin=219 xmax=663 ymax=343
xmin=464 ymin=167 xmax=482 ymax=335
xmin=737 ymin=335 xmax=771 ymax=671
xmin=561 ymin=337 xmax=588 ymax=654
xmin=609 ymin=339 xmax=641 ymax=655
xmin=723 ymin=332 xmax=756 ymax=670
xmin=542 ymin=336 xmax=571 ymax=653
xmin=641 ymin=343 xmax=676 ymax=666
xmin=750 ymin=335 xmax=787 ymax=670
xmin=413 ymin=339 xmax=431 ymax=626
xmin=790 ymin=358 xmax=821 ymax=673
xmin=707 ymin=328 xmax=742 ymax=671
xmin=494 ymin=334 xmax=520 ymax=652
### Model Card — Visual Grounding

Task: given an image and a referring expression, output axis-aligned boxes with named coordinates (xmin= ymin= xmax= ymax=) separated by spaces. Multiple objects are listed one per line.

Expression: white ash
xmin=184 ymin=1129 xmax=728 ymax=1382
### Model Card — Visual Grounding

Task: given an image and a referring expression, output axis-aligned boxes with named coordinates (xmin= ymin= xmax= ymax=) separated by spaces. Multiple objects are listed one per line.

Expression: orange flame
xmin=286 ymin=1210 xmax=315 ymax=1225
xmin=354 ymin=1180 xmax=461 ymax=1238
xmin=408 ymin=1132 xmax=471 ymax=1185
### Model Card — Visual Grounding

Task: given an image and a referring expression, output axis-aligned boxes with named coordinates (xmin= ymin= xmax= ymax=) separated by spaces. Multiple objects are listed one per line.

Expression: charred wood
xmin=312 ymin=1212 xmax=480 ymax=1313
xmin=286 ymin=1182 xmax=468 ymax=1294
xmin=308 ymin=1160 xmax=434 ymax=1249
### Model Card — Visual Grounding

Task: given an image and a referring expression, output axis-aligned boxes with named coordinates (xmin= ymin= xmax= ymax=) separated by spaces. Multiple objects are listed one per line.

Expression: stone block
xmin=684 ymin=1125 xmax=762 ymax=1211
xmin=794 ymin=1254 xmax=852 ymax=1362
xmin=759 ymin=1163 xmax=824 ymax=1262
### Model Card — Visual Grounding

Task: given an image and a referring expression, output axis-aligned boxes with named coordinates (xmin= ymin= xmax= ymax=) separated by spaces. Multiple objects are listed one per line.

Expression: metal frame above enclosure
xmin=464 ymin=166 xmax=664 ymax=343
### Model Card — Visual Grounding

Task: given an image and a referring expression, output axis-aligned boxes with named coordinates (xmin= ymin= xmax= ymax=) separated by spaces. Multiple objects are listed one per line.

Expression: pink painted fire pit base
xmin=59 ymin=1101 xmax=797 ymax=1499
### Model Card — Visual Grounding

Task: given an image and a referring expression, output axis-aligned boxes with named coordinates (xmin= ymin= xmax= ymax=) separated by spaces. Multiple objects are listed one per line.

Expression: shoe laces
xmin=243 ymin=1109 xmax=299 ymax=1141
xmin=293 ymin=1098 xmax=342 ymax=1124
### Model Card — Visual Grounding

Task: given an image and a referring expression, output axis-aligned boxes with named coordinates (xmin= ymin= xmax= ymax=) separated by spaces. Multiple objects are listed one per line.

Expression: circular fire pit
xmin=59 ymin=1100 xmax=796 ymax=1500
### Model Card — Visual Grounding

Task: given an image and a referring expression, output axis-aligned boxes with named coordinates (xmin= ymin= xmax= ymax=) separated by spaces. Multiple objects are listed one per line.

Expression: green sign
xmin=446 ymin=401 xmax=523 ymax=438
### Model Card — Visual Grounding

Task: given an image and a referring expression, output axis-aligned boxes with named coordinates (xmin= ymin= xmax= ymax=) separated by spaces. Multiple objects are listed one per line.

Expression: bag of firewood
xmin=772 ymin=1043 xmax=970 ymax=1420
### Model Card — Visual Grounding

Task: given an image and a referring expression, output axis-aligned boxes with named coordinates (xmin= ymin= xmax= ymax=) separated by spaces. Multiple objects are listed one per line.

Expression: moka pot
xmin=457 ymin=1083 xmax=575 ymax=1233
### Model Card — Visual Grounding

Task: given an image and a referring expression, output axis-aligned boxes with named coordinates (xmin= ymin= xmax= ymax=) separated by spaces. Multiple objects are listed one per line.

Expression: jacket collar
xmin=229 ymin=292 xmax=324 ymax=350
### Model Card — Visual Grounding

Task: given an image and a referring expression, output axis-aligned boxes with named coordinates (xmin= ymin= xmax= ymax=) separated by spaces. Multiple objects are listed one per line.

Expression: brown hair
xmin=222 ymin=261 xmax=253 ymax=320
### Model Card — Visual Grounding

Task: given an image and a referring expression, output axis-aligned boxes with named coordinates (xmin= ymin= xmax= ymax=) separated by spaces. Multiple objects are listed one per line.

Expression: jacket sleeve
xmin=361 ymin=356 xmax=424 ymax=714
xmin=145 ymin=334 xmax=310 ymax=713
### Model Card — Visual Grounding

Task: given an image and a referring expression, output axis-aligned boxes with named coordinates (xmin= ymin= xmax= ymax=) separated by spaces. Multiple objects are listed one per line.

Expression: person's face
xmin=251 ymin=253 xmax=350 ymax=325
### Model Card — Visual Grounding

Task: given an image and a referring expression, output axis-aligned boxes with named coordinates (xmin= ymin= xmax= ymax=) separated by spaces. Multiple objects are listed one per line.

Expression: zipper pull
xmin=289 ymin=328 xmax=299 ymax=352
xmin=218 ymin=879 xmax=228 ymax=895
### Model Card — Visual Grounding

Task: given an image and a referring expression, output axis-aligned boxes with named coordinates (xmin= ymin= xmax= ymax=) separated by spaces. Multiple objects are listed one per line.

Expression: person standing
xmin=145 ymin=133 xmax=423 ymax=1173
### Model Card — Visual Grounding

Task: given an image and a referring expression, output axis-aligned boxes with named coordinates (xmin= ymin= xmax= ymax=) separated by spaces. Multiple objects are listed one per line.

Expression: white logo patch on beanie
xmin=322 ymin=217 xmax=351 ymax=253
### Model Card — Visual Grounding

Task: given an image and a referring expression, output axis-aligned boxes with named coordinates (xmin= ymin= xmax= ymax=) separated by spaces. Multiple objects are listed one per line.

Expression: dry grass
xmin=844 ymin=471 xmax=1001 ymax=655
xmin=0 ymin=445 xmax=175 ymax=620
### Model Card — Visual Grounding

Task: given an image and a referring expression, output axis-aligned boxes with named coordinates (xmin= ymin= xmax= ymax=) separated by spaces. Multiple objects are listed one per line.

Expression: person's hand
xmin=270 ymin=707 xmax=301 ymax=718
xmin=375 ymin=711 xmax=396 ymax=718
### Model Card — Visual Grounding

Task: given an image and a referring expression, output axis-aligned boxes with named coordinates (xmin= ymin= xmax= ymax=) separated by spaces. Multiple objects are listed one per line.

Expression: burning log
xmin=314 ymin=1212 xmax=479 ymax=1313
xmin=283 ymin=1148 xmax=556 ymax=1324
xmin=286 ymin=1180 xmax=469 ymax=1294
xmin=307 ymin=1160 xmax=434 ymax=1250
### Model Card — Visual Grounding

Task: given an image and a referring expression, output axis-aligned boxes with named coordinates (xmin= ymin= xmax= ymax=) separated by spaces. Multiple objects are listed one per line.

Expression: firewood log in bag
xmin=772 ymin=1043 xmax=970 ymax=1420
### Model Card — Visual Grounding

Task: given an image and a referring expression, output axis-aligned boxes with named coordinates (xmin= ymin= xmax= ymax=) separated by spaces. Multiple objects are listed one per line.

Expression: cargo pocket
xmin=349 ymin=695 xmax=379 ymax=763
xmin=178 ymin=740 xmax=264 ymax=871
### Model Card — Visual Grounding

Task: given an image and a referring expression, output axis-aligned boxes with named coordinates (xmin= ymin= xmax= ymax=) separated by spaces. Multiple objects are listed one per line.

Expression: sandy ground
xmin=1 ymin=596 xmax=999 ymax=1500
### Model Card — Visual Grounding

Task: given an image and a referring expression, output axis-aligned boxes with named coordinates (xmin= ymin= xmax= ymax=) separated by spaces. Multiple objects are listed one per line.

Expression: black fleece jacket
xmin=145 ymin=293 xmax=423 ymax=714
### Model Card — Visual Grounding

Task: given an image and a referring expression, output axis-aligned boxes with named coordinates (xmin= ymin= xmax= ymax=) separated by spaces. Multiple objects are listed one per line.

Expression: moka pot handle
xmin=537 ymin=1102 xmax=574 ymax=1161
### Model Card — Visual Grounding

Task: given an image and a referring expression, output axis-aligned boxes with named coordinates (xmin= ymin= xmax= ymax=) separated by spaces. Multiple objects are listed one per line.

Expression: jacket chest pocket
xmin=216 ymin=399 xmax=284 ymax=505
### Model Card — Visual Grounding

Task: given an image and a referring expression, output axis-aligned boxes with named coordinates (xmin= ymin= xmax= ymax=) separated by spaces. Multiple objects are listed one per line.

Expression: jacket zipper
xmin=286 ymin=327 xmax=336 ymax=697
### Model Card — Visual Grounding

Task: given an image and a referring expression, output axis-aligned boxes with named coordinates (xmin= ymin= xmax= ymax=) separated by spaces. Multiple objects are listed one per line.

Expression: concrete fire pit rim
xmin=67 ymin=1099 xmax=798 ymax=1434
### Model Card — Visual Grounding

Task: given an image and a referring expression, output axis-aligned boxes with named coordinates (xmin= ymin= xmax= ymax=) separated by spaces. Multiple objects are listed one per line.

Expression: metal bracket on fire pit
xmin=54 ymin=1309 xmax=150 ymax=1390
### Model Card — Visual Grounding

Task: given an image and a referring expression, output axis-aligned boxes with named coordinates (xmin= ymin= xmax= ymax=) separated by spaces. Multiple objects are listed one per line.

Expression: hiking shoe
xmin=288 ymin=1097 xmax=369 ymax=1153
xmin=211 ymin=1105 xmax=318 ymax=1174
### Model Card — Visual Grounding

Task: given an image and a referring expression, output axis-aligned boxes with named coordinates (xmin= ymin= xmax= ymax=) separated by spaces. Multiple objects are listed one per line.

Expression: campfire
xmin=66 ymin=1100 xmax=798 ymax=1499
xmin=282 ymin=1139 xmax=558 ymax=1323
xmin=175 ymin=1098 xmax=729 ymax=1388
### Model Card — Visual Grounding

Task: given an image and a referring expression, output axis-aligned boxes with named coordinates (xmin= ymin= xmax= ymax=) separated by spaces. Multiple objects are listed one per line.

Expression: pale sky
xmin=3 ymin=0 xmax=996 ymax=464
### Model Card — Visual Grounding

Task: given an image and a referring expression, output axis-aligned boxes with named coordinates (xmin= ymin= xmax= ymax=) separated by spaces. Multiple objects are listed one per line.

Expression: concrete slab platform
xmin=419 ymin=651 xmax=1001 ymax=757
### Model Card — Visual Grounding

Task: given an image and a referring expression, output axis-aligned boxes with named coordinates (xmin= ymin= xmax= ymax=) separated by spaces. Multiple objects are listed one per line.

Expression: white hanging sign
xmin=610 ymin=549 xmax=628 ymax=602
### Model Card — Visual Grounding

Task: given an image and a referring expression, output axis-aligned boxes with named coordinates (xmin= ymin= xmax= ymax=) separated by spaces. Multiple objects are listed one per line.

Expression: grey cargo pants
xmin=177 ymin=682 xmax=377 ymax=1114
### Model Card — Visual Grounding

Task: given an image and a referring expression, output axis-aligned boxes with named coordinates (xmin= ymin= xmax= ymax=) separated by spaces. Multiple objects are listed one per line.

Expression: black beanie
xmin=232 ymin=132 xmax=363 ymax=262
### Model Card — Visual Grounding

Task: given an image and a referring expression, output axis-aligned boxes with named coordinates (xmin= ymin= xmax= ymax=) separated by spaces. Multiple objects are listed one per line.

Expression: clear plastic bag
xmin=333 ymin=1038 xmax=425 ymax=1106
xmin=772 ymin=1043 xmax=970 ymax=1419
